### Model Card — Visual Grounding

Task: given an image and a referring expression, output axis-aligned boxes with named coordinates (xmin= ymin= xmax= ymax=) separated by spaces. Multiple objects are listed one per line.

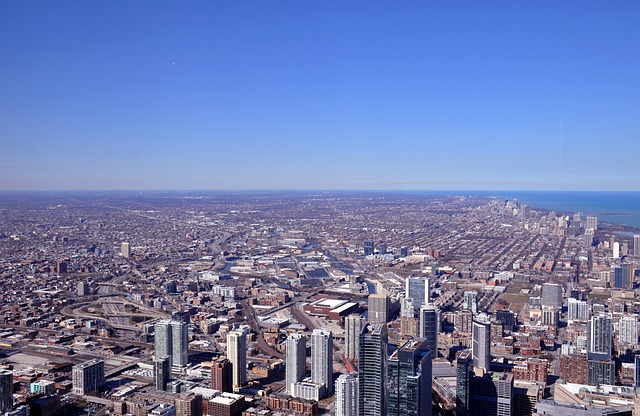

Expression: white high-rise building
xmin=286 ymin=333 xmax=306 ymax=395
xmin=227 ymin=328 xmax=247 ymax=390
xmin=472 ymin=313 xmax=491 ymax=371
xmin=619 ymin=315 xmax=638 ymax=345
xmin=345 ymin=314 xmax=365 ymax=361
xmin=311 ymin=329 xmax=333 ymax=396
xmin=463 ymin=291 xmax=477 ymax=314
xmin=567 ymin=298 xmax=589 ymax=323
xmin=586 ymin=216 xmax=598 ymax=230
xmin=613 ymin=242 xmax=620 ymax=259
xmin=335 ymin=372 xmax=358 ymax=416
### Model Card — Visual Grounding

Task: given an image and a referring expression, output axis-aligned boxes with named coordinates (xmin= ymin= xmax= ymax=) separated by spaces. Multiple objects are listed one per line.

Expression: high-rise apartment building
xmin=388 ymin=339 xmax=432 ymax=416
xmin=286 ymin=333 xmax=306 ymax=395
xmin=345 ymin=314 xmax=365 ymax=360
xmin=77 ymin=282 xmax=90 ymax=296
xmin=588 ymin=313 xmax=612 ymax=359
xmin=227 ymin=328 xmax=247 ymax=390
xmin=613 ymin=241 xmax=620 ymax=259
xmin=619 ymin=315 xmax=638 ymax=345
xmin=419 ymin=304 xmax=438 ymax=358
xmin=358 ymin=323 xmax=388 ymax=416
xmin=567 ymin=298 xmax=589 ymax=323
xmin=311 ymin=329 xmax=333 ymax=396
xmin=494 ymin=310 xmax=515 ymax=332
xmin=634 ymin=235 xmax=640 ymax=257
xmin=154 ymin=356 xmax=171 ymax=391
xmin=368 ymin=294 xmax=389 ymax=325
xmin=72 ymin=359 xmax=105 ymax=395
xmin=0 ymin=370 xmax=12 ymax=413
xmin=210 ymin=358 xmax=233 ymax=393
xmin=472 ymin=313 xmax=491 ymax=371
xmin=541 ymin=283 xmax=563 ymax=308
xmin=121 ymin=242 xmax=131 ymax=258
xmin=335 ymin=372 xmax=358 ymax=416
xmin=586 ymin=216 xmax=598 ymax=230
xmin=154 ymin=320 xmax=188 ymax=368
xmin=463 ymin=291 xmax=477 ymax=314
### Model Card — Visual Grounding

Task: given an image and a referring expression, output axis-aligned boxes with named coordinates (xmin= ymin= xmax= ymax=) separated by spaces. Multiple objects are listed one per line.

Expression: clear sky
xmin=1 ymin=1 xmax=639 ymax=191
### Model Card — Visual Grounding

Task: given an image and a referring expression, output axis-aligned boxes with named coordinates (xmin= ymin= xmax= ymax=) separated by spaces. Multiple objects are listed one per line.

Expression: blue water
xmin=455 ymin=191 xmax=640 ymax=230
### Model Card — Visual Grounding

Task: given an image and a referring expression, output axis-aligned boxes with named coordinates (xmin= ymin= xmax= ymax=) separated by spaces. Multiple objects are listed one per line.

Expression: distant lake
xmin=430 ymin=190 xmax=640 ymax=230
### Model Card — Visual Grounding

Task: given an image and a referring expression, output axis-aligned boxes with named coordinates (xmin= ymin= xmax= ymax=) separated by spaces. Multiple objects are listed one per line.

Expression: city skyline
xmin=2 ymin=1 xmax=639 ymax=191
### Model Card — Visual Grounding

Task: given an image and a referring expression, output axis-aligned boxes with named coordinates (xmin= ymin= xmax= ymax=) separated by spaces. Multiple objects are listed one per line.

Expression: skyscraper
xmin=418 ymin=304 xmax=438 ymax=358
xmin=567 ymin=298 xmax=589 ymax=323
xmin=634 ymin=234 xmax=640 ymax=257
xmin=286 ymin=333 xmax=306 ymax=395
xmin=388 ymin=339 xmax=433 ymax=416
xmin=72 ymin=359 xmax=105 ymax=395
xmin=358 ymin=323 xmax=388 ymax=416
xmin=227 ymin=328 xmax=247 ymax=390
xmin=345 ymin=315 xmax=365 ymax=360
xmin=613 ymin=241 xmax=620 ymax=259
xmin=619 ymin=315 xmax=638 ymax=345
xmin=588 ymin=313 xmax=612 ymax=359
xmin=335 ymin=372 xmax=358 ymax=416
xmin=364 ymin=241 xmax=374 ymax=256
xmin=121 ymin=242 xmax=131 ymax=258
xmin=154 ymin=356 xmax=171 ymax=391
xmin=463 ymin=291 xmax=477 ymax=314
xmin=541 ymin=283 xmax=563 ymax=308
xmin=406 ymin=278 xmax=430 ymax=313
xmin=155 ymin=320 xmax=172 ymax=364
xmin=171 ymin=320 xmax=189 ymax=367
xmin=368 ymin=294 xmax=389 ymax=324
xmin=472 ymin=313 xmax=491 ymax=371
xmin=311 ymin=329 xmax=333 ymax=396
xmin=586 ymin=216 xmax=598 ymax=230
xmin=0 ymin=370 xmax=12 ymax=413
xmin=210 ymin=358 xmax=233 ymax=393
xmin=455 ymin=351 xmax=472 ymax=416
xmin=469 ymin=371 xmax=513 ymax=416
xmin=154 ymin=319 xmax=189 ymax=368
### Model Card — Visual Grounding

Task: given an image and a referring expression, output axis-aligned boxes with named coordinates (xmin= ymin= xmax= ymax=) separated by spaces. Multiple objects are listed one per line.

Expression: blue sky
xmin=1 ymin=1 xmax=639 ymax=191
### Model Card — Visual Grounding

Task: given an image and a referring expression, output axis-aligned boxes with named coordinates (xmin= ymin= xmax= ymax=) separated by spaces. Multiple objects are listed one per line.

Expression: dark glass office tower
xmin=358 ymin=323 xmax=388 ymax=416
xmin=388 ymin=339 xmax=432 ymax=416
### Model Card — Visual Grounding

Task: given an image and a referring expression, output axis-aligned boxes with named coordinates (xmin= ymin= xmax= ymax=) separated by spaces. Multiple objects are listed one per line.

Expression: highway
xmin=240 ymin=300 xmax=285 ymax=359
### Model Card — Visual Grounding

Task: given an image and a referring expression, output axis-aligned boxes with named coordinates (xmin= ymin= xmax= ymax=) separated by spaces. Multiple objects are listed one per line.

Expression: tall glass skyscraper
xmin=358 ymin=323 xmax=388 ymax=416
xmin=388 ymin=339 xmax=432 ymax=416
xmin=419 ymin=304 xmax=438 ymax=359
